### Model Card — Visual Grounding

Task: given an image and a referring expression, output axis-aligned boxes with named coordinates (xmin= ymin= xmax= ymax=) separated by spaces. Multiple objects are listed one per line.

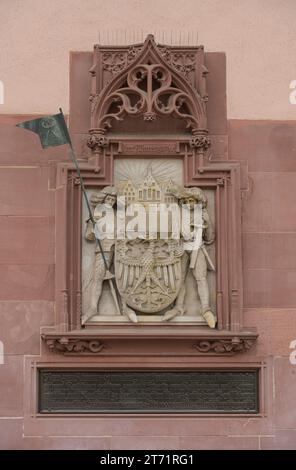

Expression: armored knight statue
xmin=163 ymin=187 xmax=216 ymax=328
xmin=82 ymin=185 xmax=138 ymax=323
xmin=82 ymin=186 xmax=119 ymax=324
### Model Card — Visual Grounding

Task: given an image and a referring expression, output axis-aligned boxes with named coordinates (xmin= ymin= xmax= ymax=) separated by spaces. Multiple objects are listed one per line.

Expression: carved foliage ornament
xmin=101 ymin=46 xmax=143 ymax=76
xmin=158 ymin=47 xmax=196 ymax=79
xmin=87 ymin=131 xmax=109 ymax=153
xmin=44 ymin=337 xmax=105 ymax=354
xmin=193 ymin=338 xmax=256 ymax=354
xmin=190 ymin=135 xmax=211 ymax=151
xmin=42 ymin=335 xmax=256 ymax=355
xmin=102 ymin=46 xmax=197 ymax=82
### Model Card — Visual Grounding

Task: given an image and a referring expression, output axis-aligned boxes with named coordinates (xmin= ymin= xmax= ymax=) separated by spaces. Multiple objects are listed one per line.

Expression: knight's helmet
xmin=172 ymin=186 xmax=207 ymax=207
xmin=90 ymin=186 xmax=118 ymax=207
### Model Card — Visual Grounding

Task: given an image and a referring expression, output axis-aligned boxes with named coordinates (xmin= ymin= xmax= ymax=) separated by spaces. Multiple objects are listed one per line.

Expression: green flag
xmin=15 ymin=106 xmax=119 ymax=310
xmin=16 ymin=110 xmax=71 ymax=149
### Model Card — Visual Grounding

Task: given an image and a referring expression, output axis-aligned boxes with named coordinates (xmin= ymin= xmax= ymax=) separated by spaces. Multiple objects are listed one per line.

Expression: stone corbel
xmin=190 ymin=130 xmax=211 ymax=173
xmin=87 ymin=128 xmax=109 ymax=172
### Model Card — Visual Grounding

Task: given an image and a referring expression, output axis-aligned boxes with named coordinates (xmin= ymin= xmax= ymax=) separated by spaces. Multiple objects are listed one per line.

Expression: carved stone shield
xmin=115 ymin=239 xmax=183 ymax=313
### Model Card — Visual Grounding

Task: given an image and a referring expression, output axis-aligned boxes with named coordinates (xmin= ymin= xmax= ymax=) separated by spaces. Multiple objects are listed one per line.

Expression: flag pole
xmin=59 ymin=109 xmax=121 ymax=315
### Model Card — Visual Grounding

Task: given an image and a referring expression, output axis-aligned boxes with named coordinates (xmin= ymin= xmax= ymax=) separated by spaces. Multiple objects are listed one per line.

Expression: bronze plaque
xmin=39 ymin=369 xmax=259 ymax=414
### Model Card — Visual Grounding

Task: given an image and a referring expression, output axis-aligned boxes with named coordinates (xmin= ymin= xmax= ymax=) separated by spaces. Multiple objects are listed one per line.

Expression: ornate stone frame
xmin=42 ymin=35 xmax=257 ymax=355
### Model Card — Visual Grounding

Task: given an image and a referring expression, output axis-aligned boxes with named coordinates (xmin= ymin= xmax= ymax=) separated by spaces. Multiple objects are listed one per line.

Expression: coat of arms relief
xmin=40 ymin=36 xmax=258 ymax=355
xmin=82 ymin=160 xmax=216 ymax=328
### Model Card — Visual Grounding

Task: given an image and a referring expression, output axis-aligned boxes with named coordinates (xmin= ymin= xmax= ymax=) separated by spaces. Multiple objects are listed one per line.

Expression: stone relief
xmin=82 ymin=186 xmax=119 ymax=324
xmin=162 ymin=186 xmax=216 ymax=328
xmin=82 ymin=160 xmax=216 ymax=327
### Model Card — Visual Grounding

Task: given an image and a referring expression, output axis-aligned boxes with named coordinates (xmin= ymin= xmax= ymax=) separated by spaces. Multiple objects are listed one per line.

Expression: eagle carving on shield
xmin=115 ymin=238 xmax=183 ymax=315
xmin=115 ymin=167 xmax=184 ymax=321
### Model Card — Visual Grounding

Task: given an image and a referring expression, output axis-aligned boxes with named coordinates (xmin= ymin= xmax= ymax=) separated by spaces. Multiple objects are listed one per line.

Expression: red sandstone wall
xmin=0 ymin=116 xmax=295 ymax=449
xmin=231 ymin=121 xmax=296 ymax=448
xmin=1 ymin=1 xmax=296 ymax=448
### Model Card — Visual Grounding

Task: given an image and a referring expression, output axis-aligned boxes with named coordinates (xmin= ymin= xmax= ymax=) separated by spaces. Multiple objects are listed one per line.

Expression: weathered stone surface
xmin=273 ymin=358 xmax=296 ymax=429
xmin=229 ymin=120 xmax=296 ymax=172
xmin=0 ymin=301 xmax=54 ymax=354
xmin=0 ymin=167 xmax=54 ymax=216
xmin=179 ymin=436 xmax=259 ymax=450
xmin=244 ymin=309 xmax=296 ymax=357
xmin=0 ymin=356 xmax=23 ymax=417
xmin=0 ymin=266 xmax=54 ymax=301
xmin=261 ymin=431 xmax=296 ymax=450
xmin=0 ymin=216 xmax=54 ymax=265
xmin=0 ymin=124 xmax=68 ymax=164
xmin=0 ymin=419 xmax=23 ymax=450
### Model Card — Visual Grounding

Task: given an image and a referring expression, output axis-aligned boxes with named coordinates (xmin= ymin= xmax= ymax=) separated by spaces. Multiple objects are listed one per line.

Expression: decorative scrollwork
xmin=94 ymin=63 xmax=202 ymax=131
xmin=91 ymin=35 xmax=206 ymax=133
xmin=192 ymin=338 xmax=256 ymax=354
xmin=43 ymin=336 xmax=106 ymax=354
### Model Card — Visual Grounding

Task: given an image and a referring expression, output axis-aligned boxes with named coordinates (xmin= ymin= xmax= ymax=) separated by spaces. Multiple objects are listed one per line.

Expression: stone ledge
xmin=41 ymin=328 xmax=258 ymax=356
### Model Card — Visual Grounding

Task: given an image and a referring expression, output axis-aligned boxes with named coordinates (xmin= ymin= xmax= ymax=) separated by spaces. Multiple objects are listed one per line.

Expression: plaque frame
xmin=24 ymin=357 xmax=269 ymax=420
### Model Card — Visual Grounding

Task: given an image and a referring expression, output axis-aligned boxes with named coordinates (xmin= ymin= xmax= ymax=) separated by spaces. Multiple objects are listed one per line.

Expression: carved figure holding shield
xmin=82 ymin=186 xmax=119 ymax=324
xmin=163 ymin=187 xmax=216 ymax=328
